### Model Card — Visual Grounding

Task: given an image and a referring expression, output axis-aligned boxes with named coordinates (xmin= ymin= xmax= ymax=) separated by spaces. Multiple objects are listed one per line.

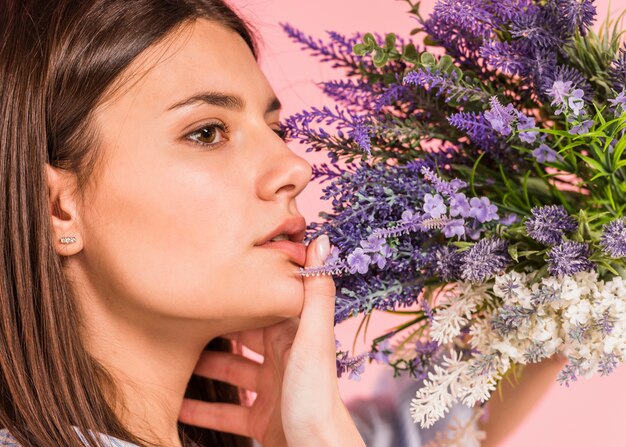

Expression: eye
xmin=185 ymin=121 xmax=230 ymax=148
xmin=273 ymin=123 xmax=290 ymax=142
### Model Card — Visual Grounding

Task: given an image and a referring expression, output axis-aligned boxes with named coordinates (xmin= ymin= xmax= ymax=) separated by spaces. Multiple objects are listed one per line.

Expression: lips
xmin=255 ymin=215 xmax=307 ymax=266
xmin=257 ymin=239 xmax=307 ymax=266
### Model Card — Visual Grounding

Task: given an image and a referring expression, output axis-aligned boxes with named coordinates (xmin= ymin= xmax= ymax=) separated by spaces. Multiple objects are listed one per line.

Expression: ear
xmin=45 ymin=163 xmax=84 ymax=256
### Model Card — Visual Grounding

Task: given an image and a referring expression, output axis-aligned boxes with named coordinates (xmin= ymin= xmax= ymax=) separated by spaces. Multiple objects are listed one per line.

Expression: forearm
xmin=479 ymin=355 xmax=567 ymax=447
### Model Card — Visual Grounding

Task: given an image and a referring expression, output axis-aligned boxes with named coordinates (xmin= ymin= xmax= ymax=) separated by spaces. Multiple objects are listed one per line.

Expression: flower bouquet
xmin=289 ymin=0 xmax=626 ymax=430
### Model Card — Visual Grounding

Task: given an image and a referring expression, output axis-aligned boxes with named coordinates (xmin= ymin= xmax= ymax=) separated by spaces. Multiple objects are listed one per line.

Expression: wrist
xmin=291 ymin=400 xmax=365 ymax=447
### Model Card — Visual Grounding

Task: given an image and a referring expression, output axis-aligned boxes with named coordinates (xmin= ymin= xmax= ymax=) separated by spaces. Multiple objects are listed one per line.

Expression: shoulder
xmin=0 ymin=428 xmax=20 ymax=446
xmin=0 ymin=427 xmax=138 ymax=447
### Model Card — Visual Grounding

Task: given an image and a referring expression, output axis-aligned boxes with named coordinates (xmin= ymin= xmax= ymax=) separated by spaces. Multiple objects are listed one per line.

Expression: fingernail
xmin=317 ymin=234 xmax=330 ymax=263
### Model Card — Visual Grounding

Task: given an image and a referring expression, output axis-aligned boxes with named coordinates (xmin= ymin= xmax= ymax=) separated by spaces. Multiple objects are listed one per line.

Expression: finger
xmin=220 ymin=329 xmax=265 ymax=356
xmin=294 ymin=235 xmax=337 ymax=363
xmin=178 ymin=398 xmax=251 ymax=437
xmin=193 ymin=350 xmax=260 ymax=392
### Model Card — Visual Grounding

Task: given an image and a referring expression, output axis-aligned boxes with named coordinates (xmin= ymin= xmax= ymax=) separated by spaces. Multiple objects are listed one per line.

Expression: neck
xmin=79 ymin=294 xmax=221 ymax=447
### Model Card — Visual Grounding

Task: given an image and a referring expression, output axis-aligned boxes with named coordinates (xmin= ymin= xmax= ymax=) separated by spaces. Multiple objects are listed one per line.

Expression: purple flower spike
xmin=600 ymin=218 xmax=626 ymax=258
xmin=347 ymin=247 xmax=372 ymax=275
xmin=461 ymin=238 xmax=510 ymax=282
xmin=608 ymin=90 xmax=626 ymax=114
xmin=423 ymin=193 xmax=447 ymax=218
xmin=532 ymin=144 xmax=559 ymax=163
xmin=547 ymin=241 xmax=595 ymax=276
xmin=469 ymin=197 xmax=499 ymax=223
xmin=484 ymin=97 xmax=516 ymax=136
xmin=525 ymin=205 xmax=578 ymax=245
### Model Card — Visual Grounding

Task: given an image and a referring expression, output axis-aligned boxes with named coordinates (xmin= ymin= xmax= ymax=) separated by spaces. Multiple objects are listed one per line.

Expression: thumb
xmin=294 ymin=234 xmax=337 ymax=358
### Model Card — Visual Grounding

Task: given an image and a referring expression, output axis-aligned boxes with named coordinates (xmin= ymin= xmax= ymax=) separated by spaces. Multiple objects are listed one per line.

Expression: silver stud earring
xmin=59 ymin=236 xmax=77 ymax=244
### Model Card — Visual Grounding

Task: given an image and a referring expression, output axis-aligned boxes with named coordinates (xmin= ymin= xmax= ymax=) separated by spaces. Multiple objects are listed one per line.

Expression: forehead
xmin=102 ymin=18 xmax=272 ymax=111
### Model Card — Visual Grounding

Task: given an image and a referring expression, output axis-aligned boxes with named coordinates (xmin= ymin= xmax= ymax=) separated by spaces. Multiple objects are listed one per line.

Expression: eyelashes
xmin=184 ymin=121 xmax=290 ymax=150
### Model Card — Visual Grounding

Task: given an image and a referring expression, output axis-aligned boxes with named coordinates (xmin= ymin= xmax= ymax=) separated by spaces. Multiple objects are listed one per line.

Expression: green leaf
xmin=423 ymin=35 xmax=439 ymax=46
xmin=403 ymin=43 xmax=418 ymax=61
xmin=576 ymin=153 xmax=607 ymax=173
xmin=353 ymin=43 xmax=367 ymax=56
xmin=372 ymin=49 xmax=389 ymax=67
xmin=385 ymin=33 xmax=397 ymax=50
xmin=438 ymin=54 xmax=453 ymax=72
xmin=363 ymin=33 xmax=377 ymax=48
xmin=507 ymin=244 xmax=519 ymax=263
xmin=420 ymin=52 xmax=436 ymax=67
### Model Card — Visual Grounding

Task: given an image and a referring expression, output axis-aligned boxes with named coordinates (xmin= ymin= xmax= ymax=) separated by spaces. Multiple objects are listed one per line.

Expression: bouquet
xmin=289 ymin=0 xmax=626 ymax=430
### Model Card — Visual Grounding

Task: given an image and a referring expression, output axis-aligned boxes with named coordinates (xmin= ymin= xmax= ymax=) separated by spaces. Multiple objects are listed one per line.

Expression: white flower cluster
xmin=410 ymin=270 xmax=626 ymax=428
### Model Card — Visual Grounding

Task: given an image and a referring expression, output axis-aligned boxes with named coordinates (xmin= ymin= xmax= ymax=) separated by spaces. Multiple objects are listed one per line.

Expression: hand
xmin=178 ymin=235 xmax=365 ymax=447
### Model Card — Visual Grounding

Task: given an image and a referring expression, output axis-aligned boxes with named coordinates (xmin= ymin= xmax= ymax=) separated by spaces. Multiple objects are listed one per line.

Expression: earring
xmin=59 ymin=236 xmax=77 ymax=244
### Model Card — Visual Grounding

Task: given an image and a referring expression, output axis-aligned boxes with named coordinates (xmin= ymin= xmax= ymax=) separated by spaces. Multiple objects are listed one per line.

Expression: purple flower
xmin=347 ymin=247 xmax=372 ymax=274
xmin=547 ymin=80 xmax=573 ymax=115
xmin=449 ymin=193 xmax=471 ymax=217
xmin=443 ymin=219 xmax=466 ymax=238
xmin=608 ymin=44 xmax=626 ymax=92
xmin=484 ymin=96 xmax=516 ymax=136
xmin=433 ymin=246 xmax=464 ymax=281
xmin=598 ymin=353 xmax=619 ymax=376
xmin=420 ymin=166 xmax=467 ymax=197
xmin=568 ymin=89 xmax=585 ymax=116
xmin=516 ymin=112 xmax=538 ymax=143
xmin=461 ymin=238 xmax=511 ymax=282
xmin=600 ymin=218 xmax=626 ymax=258
xmin=423 ymin=193 xmax=447 ymax=218
xmin=371 ymin=339 xmax=391 ymax=364
xmin=532 ymin=143 xmax=559 ymax=163
xmin=469 ymin=197 xmax=499 ymax=223
xmin=608 ymin=90 xmax=626 ymax=114
xmin=525 ymin=205 xmax=578 ymax=245
xmin=324 ymin=246 xmax=341 ymax=266
xmin=547 ymin=241 xmax=594 ymax=276
xmin=499 ymin=213 xmax=519 ymax=225
xmin=569 ymin=118 xmax=594 ymax=135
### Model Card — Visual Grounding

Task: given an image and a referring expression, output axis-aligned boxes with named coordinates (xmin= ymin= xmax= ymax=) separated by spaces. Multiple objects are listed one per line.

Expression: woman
xmin=0 ymin=0 xmax=366 ymax=446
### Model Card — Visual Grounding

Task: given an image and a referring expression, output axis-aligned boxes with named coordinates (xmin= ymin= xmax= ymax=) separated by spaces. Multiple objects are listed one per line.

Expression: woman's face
xmin=76 ymin=19 xmax=312 ymax=334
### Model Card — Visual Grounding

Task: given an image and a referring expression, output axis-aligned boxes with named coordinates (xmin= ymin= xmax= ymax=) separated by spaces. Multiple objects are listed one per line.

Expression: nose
xmin=255 ymin=132 xmax=312 ymax=201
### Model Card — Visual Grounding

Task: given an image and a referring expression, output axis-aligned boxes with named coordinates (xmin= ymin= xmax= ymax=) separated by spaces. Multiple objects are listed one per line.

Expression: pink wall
xmin=231 ymin=1 xmax=624 ymax=445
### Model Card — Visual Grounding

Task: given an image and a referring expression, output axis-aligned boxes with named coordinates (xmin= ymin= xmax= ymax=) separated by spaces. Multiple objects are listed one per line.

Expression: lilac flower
xmin=491 ymin=305 xmax=534 ymax=335
xmin=403 ymin=67 xmax=488 ymax=103
xmin=336 ymin=350 xmax=369 ymax=381
xmin=558 ymin=360 xmax=580 ymax=387
xmin=469 ymin=197 xmax=499 ymax=223
xmin=561 ymin=0 xmax=596 ymax=36
xmin=347 ymin=247 xmax=372 ymax=274
xmin=449 ymin=193 xmax=471 ymax=217
xmin=516 ymin=112 xmax=538 ymax=143
xmin=420 ymin=166 xmax=467 ymax=197
xmin=547 ymin=241 xmax=595 ymax=276
xmin=371 ymin=339 xmax=391 ymax=364
xmin=484 ymin=97 xmax=516 ymax=136
xmin=499 ymin=213 xmax=519 ymax=225
xmin=608 ymin=90 xmax=626 ymax=114
xmin=433 ymin=246 xmax=464 ymax=281
xmin=480 ymin=40 xmax=527 ymax=75
xmin=423 ymin=193 xmax=447 ymax=218
xmin=443 ymin=219 xmax=466 ymax=238
xmin=547 ymin=80 xmax=573 ymax=115
xmin=349 ymin=121 xmax=373 ymax=154
xmin=600 ymin=218 xmax=626 ymax=258
xmin=461 ymin=238 xmax=511 ymax=282
xmin=569 ymin=119 xmax=593 ymax=135
xmin=525 ymin=205 xmax=578 ymax=245
xmin=598 ymin=353 xmax=619 ymax=376
xmin=532 ymin=143 xmax=559 ymax=163
xmin=568 ymin=89 xmax=585 ymax=116
xmin=608 ymin=44 xmax=626 ymax=91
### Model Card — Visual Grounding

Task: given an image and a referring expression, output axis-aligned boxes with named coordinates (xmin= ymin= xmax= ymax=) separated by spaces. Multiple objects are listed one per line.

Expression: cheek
xmin=80 ymin=157 xmax=305 ymax=322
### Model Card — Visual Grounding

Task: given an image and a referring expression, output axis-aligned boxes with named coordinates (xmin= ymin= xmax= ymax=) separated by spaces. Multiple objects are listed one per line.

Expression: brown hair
xmin=0 ymin=1 xmax=257 ymax=446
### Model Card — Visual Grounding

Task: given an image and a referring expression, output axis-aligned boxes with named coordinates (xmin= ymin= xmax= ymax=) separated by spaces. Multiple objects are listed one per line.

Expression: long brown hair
xmin=0 ymin=1 xmax=257 ymax=446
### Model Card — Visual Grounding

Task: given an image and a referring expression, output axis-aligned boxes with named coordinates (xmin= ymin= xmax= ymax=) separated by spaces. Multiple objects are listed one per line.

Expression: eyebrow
xmin=167 ymin=91 xmax=282 ymax=115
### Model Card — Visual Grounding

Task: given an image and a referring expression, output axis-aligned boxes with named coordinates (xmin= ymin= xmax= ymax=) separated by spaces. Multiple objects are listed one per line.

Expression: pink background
xmin=231 ymin=1 xmax=625 ymax=445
